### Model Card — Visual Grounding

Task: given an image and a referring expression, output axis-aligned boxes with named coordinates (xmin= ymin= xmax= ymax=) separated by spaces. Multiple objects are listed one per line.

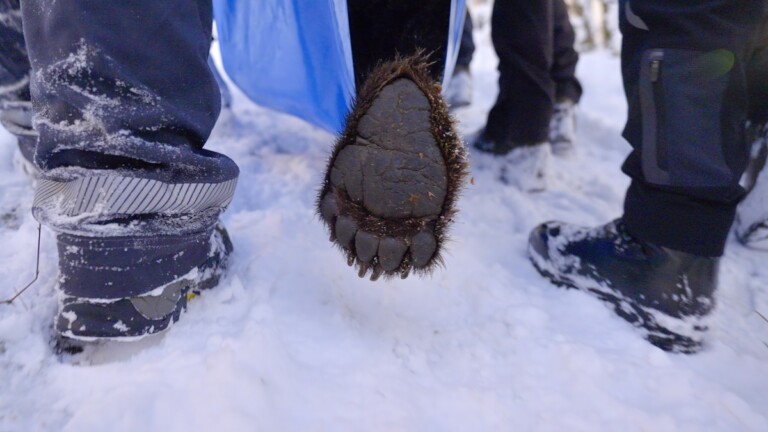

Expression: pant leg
xmin=456 ymin=10 xmax=475 ymax=69
xmin=619 ymin=0 xmax=764 ymax=257
xmin=0 ymin=0 xmax=29 ymax=101
xmin=747 ymin=12 xmax=768 ymax=126
xmin=22 ymin=0 xmax=238 ymax=300
xmin=484 ymin=0 xmax=554 ymax=145
xmin=0 ymin=0 xmax=35 ymax=163
xmin=551 ymin=0 xmax=582 ymax=104
xmin=348 ymin=0 xmax=451 ymax=86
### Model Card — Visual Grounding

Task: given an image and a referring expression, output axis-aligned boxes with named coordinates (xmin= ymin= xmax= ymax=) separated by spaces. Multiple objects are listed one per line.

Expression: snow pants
xmin=620 ymin=0 xmax=767 ymax=257
xmin=0 ymin=0 xmax=28 ymax=101
xmin=0 ymin=0 xmax=34 ymax=163
xmin=347 ymin=0 xmax=454 ymax=86
xmin=5 ymin=0 xmax=238 ymax=301
xmin=483 ymin=0 xmax=582 ymax=145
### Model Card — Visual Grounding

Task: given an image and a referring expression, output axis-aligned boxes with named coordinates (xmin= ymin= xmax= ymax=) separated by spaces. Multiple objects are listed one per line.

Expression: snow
xmin=2 ymin=12 xmax=768 ymax=432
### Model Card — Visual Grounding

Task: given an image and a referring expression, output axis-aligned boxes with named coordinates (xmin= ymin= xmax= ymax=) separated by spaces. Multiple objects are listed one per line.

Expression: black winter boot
xmin=528 ymin=218 xmax=719 ymax=353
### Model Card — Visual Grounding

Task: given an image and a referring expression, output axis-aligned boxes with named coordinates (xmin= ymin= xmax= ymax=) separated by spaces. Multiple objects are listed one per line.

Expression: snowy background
xmin=1 ymin=5 xmax=768 ymax=432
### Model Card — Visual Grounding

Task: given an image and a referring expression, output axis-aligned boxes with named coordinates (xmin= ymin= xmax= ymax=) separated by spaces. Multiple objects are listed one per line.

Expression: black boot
xmin=528 ymin=218 xmax=719 ymax=353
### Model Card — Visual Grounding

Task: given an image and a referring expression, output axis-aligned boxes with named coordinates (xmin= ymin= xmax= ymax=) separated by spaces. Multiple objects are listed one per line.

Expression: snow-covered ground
xmin=2 ymin=12 xmax=768 ymax=432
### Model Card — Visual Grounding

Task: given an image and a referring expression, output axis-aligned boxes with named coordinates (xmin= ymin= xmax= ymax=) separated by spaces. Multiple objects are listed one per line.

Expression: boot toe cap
xmin=528 ymin=221 xmax=563 ymax=262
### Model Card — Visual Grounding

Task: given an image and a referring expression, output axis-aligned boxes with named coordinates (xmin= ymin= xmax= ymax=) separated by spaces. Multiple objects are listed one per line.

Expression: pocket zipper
xmin=649 ymin=54 xmax=668 ymax=171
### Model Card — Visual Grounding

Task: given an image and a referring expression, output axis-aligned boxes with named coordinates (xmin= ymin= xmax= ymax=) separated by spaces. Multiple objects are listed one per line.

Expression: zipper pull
xmin=650 ymin=59 xmax=661 ymax=82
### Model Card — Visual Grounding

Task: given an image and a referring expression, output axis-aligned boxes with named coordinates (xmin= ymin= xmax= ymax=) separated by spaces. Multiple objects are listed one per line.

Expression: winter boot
xmin=32 ymin=145 xmax=239 ymax=345
xmin=474 ymin=131 xmax=550 ymax=192
xmin=55 ymin=223 xmax=233 ymax=341
xmin=445 ymin=65 xmax=472 ymax=108
xmin=736 ymin=122 xmax=768 ymax=249
xmin=548 ymin=99 xmax=577 ymax=157
xmin=318 ymin=56 xmax=468 ymax=280
xmin=528 ymin=218 xmax=718 ymax=353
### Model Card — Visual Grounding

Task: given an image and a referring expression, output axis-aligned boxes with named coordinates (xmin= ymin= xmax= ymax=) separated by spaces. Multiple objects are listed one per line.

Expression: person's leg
xmin=0 ymin=0 xmax=35 ymax=169
xmin=528 ymin=0 xmax=765 ymax=353
xmin=347 ymin=0 xmax=451 ymax=86
xmin=551 ymin=0 xmax=581 ymax=105
xmin=481 ymin=0 xmax=554 ymax=147
xmin=456 ymin=10 xmax=475 ymax=70
xmin=474 ymin=0 xmax=554 ymax=192
xmin=22 ymin=0 xmax=238 ymax=341
xmin=0 ymin=0 xmax=28 ymax=101
xmin=619 ymin=0 xmax=762 ymax=258
xmin=446 ymin=9 xmax=474 ymax=108
xmin=548 ymin=0 xmax=582 ymax=155
xmin=736 ymin=10 xmax=768 ymax=248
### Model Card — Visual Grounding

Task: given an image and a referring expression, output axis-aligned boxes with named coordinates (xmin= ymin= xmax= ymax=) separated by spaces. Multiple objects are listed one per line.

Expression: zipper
xmin=649 ymin=53 xmax=667 ymax=171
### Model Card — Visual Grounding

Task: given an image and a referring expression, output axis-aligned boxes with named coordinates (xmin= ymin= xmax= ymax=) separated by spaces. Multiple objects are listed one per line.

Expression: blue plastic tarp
xmin=214 ymin=0 xmax=465 ymax=133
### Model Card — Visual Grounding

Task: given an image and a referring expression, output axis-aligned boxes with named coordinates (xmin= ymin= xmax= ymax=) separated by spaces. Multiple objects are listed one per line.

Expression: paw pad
xmin=318 ymin=56 xmax=467 ymax=280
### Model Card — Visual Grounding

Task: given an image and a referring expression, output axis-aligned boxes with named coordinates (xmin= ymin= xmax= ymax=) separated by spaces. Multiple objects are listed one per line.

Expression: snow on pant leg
xmin=551 ymin=0 xmax=582 ymax=104
xmin=484 ymin=0 xmax=554 ymax=144
xmin=619 ymin=0 xmax=764 ymax=257
xmin=456 ymin=10 xmax=474 ymax=69
xmin=21 ymin=0 xmax=239 ymax=301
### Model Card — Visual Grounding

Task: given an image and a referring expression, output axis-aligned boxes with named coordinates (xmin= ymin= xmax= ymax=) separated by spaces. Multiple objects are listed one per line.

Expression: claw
xmin=357 ymin=261 xmax=369 ymax=278
xmin=347 ymin=254 xmax=356 ymax=267
xmin=400 ymin=264 xmax=411 ymax=279
xmin=369 ymin=264 xmax=384 ymax=281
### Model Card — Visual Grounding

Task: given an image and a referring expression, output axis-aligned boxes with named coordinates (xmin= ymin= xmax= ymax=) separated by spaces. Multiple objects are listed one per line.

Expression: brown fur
xmin=317 ymin=54 xmax=468 ymax=279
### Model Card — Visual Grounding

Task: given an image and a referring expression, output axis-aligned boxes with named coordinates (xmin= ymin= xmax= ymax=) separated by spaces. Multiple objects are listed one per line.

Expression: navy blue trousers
xmin=21 ymin=0 xmax=224 ymax=172
xmin=620 ymin=0 xmax=767 ymax=256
